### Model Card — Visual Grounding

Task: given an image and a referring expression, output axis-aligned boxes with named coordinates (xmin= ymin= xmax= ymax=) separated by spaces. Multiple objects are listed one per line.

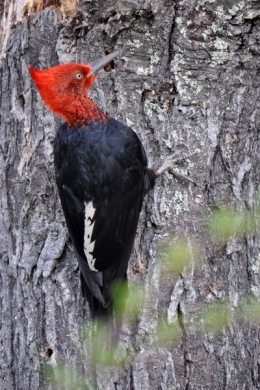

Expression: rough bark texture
xmin=1 ymin=0 xmax=260 ymax=389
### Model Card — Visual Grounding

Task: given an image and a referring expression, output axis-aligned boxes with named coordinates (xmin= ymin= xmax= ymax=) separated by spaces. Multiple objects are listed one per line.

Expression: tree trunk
xmin=1 ymin=0 xmax=260 ymax=389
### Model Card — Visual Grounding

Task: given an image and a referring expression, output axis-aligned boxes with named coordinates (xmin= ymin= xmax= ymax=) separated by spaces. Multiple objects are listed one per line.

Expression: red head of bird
xmin=29 ymin=52 xmax=118 ymax=127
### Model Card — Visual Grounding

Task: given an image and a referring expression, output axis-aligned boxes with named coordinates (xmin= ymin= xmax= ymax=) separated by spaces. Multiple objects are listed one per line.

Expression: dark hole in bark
xmin=19 ymin=94 xmax=25 ymax=110
xmin=45 ymin=347 xmax=53 ymax=358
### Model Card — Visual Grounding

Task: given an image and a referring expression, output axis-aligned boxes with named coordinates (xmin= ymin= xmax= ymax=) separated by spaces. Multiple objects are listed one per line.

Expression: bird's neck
xmin=65 ymin=96 xmax=108 ymax=128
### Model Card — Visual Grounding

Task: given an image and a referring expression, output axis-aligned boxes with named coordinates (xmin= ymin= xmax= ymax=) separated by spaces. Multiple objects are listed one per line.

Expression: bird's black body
xmin=54 ymin=117 xmax=155 ymax=315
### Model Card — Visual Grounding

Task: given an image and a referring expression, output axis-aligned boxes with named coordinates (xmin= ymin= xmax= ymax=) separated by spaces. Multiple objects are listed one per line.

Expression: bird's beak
xmin=89 ymin=51 xmax=119 ymax=75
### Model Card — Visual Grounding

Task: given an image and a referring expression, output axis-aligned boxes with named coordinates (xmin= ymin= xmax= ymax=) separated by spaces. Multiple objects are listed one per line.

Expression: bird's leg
xmin=155 ymin=152 xmax=197 ymax=186
xmin=155 ymin=152 xmax=184 ymax=177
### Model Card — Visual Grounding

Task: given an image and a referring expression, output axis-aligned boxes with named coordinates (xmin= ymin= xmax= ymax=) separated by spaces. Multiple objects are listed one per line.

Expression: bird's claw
xmin=155 ymin=152 xmax=187 ymax=177
xmin=155 ymin=152 xmax=197 ymax=186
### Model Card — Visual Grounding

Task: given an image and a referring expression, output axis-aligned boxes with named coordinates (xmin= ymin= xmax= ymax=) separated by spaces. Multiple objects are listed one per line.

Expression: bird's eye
xmin=75 ymin=72 xmax=84 ymax=80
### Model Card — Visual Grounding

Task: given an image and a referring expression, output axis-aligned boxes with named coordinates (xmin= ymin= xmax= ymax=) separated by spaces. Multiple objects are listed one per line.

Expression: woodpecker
xmin=29 ymin=52 xmax=176 ymax=318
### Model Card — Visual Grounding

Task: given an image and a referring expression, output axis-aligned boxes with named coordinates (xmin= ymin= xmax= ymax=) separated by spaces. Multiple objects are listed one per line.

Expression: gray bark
xmin=1 ymin=0 xmax=260 ymax=389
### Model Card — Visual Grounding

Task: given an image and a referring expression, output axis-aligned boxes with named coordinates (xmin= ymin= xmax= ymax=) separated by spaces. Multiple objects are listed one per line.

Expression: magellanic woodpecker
xmin=29 ymin=52 xmax=179 ymax=321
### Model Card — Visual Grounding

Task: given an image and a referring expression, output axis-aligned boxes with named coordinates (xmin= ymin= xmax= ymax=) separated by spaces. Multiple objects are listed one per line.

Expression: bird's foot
xmin=155 ymin=152 xmax=185 ymax=177
xmin=155 ymin=152 xmax=197 ymax=186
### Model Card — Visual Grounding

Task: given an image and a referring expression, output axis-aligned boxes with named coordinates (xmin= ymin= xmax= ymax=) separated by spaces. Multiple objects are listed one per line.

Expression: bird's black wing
xmin=54 ymin=119 xmax=155 ymax=308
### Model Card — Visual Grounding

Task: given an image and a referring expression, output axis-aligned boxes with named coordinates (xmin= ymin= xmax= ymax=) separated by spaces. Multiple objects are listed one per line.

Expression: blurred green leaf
xmin=111 ymin=280 xmax=129 ymax=317
xmin=202 ymin=302 xmax=229 ymax=334
xmin=238 ymin=298 xmax=260 ymax=324
xmin=152 ymin=319 xmax=183 ymax=347
xmin=209 ymin=208 xmax=258 ymax=242
xmin=111 ymin=280 xmax=144 ymax=320
xmin=82 ymin=319 xmax=130 ymax=367
xmin=42 ymin=362 xmax=88 ymax=390
xmin=162 ymin=239 xmax=198 ymax=276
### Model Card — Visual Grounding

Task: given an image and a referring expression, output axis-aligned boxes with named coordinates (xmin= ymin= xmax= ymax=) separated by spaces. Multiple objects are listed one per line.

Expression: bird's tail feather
xmin=80 ymin=272 xmax=117 ymax=359
xmin=80 ymin=272 xmax=129 ymax=362
xmin=80 ymin=272 xmax=111 ymax=317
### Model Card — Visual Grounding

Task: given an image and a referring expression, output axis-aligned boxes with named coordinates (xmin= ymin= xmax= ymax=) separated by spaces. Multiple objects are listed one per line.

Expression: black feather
xmin=54 ymin=117 xmax=155 ymax=316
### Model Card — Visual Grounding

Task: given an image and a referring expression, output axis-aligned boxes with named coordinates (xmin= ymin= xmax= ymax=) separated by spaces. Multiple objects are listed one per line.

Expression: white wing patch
xmin=84 ymin=202 xmax=97 ymax=272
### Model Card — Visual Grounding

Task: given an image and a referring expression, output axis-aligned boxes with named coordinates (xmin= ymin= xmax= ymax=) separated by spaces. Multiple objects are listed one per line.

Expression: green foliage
xmin=202 ymin=302 xmax=229 ymax=334
xmin=85 ymin=320 xmax=130 ymax=366
xmin=112 ymin=281 xmax=143 ymax=320
xmin=163 ymin=239 xmax=198 ymax=276
xmin=42 ymin=363 xmax=88 ymax=390
xmin=42 ymin=205 xmax=260 ymax=388
xmin=208 ymin=207 xmax=258 ymax=242
xmin=152 ymin=319 xmax=182 ymax=347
